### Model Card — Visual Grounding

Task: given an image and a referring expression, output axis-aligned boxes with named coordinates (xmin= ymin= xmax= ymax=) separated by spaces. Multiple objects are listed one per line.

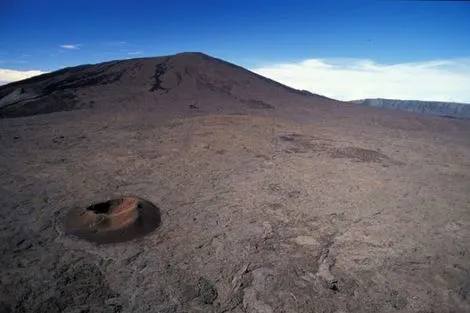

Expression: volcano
xmin=0 ymin=52 xmax=335 ymax=118
xmin=0 ymin=52 xmax=469 ymax=313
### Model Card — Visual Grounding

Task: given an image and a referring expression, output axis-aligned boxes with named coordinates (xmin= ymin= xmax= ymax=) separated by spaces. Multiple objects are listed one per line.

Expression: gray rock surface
xmin=0 ymin=52 xmax=469 ymax=313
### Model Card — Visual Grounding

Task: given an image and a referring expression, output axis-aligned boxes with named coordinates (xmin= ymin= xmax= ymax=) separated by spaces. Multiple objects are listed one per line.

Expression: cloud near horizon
xmin=60 ymin=44 xmax=80 ymax=49
xmin=0 ymin=68 xmax=48 ymax=85
xmin=251 ymin=58 xmax=470 ymax=103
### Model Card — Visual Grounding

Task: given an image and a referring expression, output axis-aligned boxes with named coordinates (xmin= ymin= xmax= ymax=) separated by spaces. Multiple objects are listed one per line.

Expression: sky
xmin=1 ymin=0 xmax=469 ymax=102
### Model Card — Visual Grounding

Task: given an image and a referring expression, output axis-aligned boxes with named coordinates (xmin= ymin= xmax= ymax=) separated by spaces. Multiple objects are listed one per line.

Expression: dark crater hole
xmin=87 ymin=200 xmax=117 ymax=214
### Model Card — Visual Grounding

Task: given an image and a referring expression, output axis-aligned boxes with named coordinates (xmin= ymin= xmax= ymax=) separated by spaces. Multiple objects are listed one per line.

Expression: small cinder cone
xmin=64 ymin=196 xmax=161 ymax=244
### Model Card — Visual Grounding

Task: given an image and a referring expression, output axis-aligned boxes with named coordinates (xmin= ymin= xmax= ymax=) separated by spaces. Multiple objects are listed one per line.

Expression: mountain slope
xmin=0 ymin=52 xmax=333 ymax=118
xmin=351 ymin=98 xmax=470 ymax=119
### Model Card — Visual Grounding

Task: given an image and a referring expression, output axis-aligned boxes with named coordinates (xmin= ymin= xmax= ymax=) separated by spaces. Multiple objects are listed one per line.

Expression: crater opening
xmin=86 ymin=200 xmax=116 ymax=214
xmin=64 ymin=196 xmax=161 ymax=244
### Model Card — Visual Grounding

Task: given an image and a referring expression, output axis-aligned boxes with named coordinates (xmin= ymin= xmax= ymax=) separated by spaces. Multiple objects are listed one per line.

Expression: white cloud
xmin=0 ymin=68 xmax=47 ymax=85
xmin=127 ymin=51 xmax=143 ymax=55
xmin=60 ymin=44 xmax=80 ymax=50
xmin=251 ymin=58 xmax=470 ymax=103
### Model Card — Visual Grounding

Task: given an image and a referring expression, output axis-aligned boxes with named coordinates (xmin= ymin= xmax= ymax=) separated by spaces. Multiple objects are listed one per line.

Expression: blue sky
xmin=1 ymin=0 xmax=470 ymax=101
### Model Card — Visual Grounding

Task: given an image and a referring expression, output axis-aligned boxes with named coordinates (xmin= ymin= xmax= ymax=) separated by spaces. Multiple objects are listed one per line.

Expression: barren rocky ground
xmin=0 ymin=53 xmax=469 ymax=313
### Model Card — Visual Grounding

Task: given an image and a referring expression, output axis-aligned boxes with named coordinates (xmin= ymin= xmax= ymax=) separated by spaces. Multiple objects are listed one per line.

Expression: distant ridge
xmin=351 ymin=98 xmax=470 ymax=119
